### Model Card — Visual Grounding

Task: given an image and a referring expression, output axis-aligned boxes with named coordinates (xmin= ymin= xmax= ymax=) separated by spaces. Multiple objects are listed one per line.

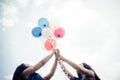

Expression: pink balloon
xmin=54 ymin=27 xmax=65 ymax=38
xmin=44 ymin=38 xmax=56 ymax=51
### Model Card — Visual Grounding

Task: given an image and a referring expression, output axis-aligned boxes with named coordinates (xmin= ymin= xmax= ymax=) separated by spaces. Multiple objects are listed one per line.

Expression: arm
xmin=22 ymin=52 xmax=54 ymax=78
xmin=60 ymin=55 xmax=95 ymax=77
xmin=54 ymin=49 xmax=75 ymax=79
xmin=43 ymin=57 xmax=58 ymax=80
xmin=59 ymin=60 xmax=75 ymax=79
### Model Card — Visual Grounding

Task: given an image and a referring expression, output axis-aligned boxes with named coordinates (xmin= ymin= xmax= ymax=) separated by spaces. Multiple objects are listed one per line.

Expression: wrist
xmin=60 ymin=55 xmax=65 ymax=61
xmin=51 ymin=52 xmax=54 ymax=55
xmin=55 ymin=58 xmax=58 ymax=61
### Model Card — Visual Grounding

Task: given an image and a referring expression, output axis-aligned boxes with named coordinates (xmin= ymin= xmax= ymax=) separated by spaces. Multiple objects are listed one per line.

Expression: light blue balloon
xmin=32 ymin=27 xmax=42 ymax=38
xmin=38 ymin=17 xmax=49 ymax=28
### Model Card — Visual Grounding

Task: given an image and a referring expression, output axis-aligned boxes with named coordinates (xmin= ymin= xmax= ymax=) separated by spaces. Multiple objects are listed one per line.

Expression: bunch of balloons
xmin=32 ymin=17 xmax=65 ymax=51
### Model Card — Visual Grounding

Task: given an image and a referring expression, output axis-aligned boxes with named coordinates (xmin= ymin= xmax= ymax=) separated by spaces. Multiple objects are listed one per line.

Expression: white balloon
xmin=42 ymin=28 xmax=53 ymax=39
xmin=49 ymin=19 xmax=60 ymax=29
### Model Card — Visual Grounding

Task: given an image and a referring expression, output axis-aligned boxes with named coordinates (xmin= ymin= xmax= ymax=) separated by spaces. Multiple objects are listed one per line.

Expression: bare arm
xmin=54 ymin=49 xmax=76 ymax=79
xmin=60 ymin=55 xmax=95 ymax=77
xmin=59 ymin=60 xmax=75 ymax=79
xmin=43 ymin=58 xmax=58 ymax=80
xmin=22 ymin=52 xmax=54 ymax=78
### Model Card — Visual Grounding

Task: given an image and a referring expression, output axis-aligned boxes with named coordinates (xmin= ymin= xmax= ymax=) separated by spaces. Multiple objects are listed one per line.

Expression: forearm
xmin=22 ymin=52 xmax=54 ymax=78
xmin=60 ymin=55 xmax=81 ymax=72
xmin=34 ymin=53 xmax=54 ymax=71
xmin=60 ymin=55 xmax=94 ymax=76
xmin=51 ymin=59 xmax=57 ymax=74
xmin=49 ymin=58 xmax=57 ymax=76
xmin=59 ymin=61 xmax=74 ymax=79
xmin=43 ymin=58 xmax=58 ymax=79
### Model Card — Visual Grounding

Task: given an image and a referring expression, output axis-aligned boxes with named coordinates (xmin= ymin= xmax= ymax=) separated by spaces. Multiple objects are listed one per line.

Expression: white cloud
xmin=16 ymin=0 xmax=29 ymax=7
xmin=1 ymin=3 xmax=18 ymax=28
xmin=1 ymin=17 xmax=16 ymax=27
xmin=2 ymin=5 xmax=18 ymax=17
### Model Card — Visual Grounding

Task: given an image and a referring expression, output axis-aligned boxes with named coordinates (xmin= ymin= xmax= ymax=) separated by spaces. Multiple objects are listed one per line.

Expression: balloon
xmin=49 ymin=19 xmax=60 ymax=29
xmin=44 ymin=38 xmax=56 ymax=51
xmin=54 ymin=27 xmax=65 ymax=38
xmin=32 ymin=27 xmax=42 ymax=38
xmin=38 ymin=17 xmax=49 ymax=28
xmin=42 ymin=28 xmax=53 ymax=39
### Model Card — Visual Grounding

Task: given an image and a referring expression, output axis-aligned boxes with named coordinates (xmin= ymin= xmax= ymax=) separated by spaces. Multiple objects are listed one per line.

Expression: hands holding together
xmin=53 ymin=49 xmax=61 ymax=61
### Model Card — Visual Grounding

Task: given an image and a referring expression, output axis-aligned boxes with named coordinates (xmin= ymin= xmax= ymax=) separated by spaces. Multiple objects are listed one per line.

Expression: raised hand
xmin=54 ymin=49 xmax=60 ymax=61
xmin=53 ymin=49 xmax=56 ymax=54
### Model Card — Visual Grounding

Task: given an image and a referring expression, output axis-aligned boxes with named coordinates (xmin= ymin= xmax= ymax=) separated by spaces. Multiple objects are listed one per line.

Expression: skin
xmin=55 ymin=49 xmax=95 ymax=80
xmin=22 ymin=49 xmax=58 ymax=80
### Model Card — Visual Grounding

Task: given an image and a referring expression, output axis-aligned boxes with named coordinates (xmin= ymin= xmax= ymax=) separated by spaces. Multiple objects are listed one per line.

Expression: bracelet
xmin=59 ymin=60 xmax=71 ymax=79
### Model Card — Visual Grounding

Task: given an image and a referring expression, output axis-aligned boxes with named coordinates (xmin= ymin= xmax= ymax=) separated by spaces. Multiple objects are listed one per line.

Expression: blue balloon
xmin=32 ymin=27 xmax=42 ymax=38
xmin=38 ymin=18 xmax=49 ymax=28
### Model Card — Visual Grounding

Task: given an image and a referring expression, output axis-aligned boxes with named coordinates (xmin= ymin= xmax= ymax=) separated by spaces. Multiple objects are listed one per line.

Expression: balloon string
xmin=48 ymin=26 xmax=54 ymax=31
xmin=48 ymin=38 xmax=56 ymax=49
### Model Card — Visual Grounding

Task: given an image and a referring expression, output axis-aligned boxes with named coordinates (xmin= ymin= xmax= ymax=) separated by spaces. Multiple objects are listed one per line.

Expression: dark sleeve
xmin=28 ymin=73 xmax=43 ymax=80
xmin=73 ymin=77 xmax=80 ymax=80
xmin=82 ymin=63 xmax=93 ymax=70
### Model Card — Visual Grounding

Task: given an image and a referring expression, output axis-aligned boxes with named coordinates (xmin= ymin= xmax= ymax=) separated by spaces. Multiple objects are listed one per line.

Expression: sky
xmin=0 ymin=0 xmax=120 ymax=80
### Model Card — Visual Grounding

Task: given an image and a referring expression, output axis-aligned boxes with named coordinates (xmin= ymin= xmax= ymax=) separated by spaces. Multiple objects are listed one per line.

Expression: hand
xmin=55 ymin=49 xmax=60 ymax=56
xmin=54 ymin=49 xmax=60 ymax=60
xmin=53 ymin=49 xmax=56 ymax=54
xmin=57 ymin=56 xmax=61 ymax=61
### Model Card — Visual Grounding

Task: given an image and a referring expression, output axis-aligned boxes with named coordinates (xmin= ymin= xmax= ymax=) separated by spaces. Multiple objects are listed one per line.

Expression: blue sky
xmin=0 ymin=0 xmax=120 ymax=80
